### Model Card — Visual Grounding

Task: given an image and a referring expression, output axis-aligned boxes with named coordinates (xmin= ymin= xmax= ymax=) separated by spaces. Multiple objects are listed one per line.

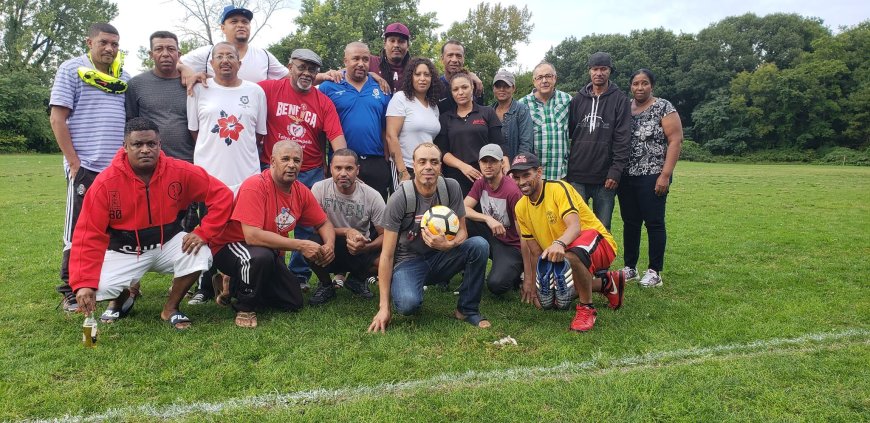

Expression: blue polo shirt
xmin=319 ymin=75 xmax=390 ymax=156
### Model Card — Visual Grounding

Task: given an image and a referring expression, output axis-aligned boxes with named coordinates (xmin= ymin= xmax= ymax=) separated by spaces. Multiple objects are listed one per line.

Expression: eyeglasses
xmin=213 ymin=53 xmax=238 ymax=61
xmin=293 ymin=63 xmax=320 ymax=75
xmin=534 ymin=74 xmax=555 ymax=82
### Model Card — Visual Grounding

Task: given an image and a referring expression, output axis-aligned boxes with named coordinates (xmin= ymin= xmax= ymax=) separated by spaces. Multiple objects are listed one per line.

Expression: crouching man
xmin=368 ymin=143 xmax=490 ymax=333
xmin=71 ymin=117 xmax=233 ymax=330
xmin=210 ymin=140 xmax=336 ymax=328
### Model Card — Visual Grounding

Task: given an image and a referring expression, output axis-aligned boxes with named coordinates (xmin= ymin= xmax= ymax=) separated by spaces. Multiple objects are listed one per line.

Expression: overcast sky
xmin=112 ymin=0 xmax=868 ymax=75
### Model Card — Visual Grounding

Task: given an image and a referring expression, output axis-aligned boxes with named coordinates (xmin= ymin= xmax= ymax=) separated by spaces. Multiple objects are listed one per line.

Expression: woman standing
xmin=385 ymin=57 xmax=441 ymax=186
xmin=491 ymin=69 xmax=533 ymax=160
xmin=618 ymin=69 xmax=683 ymax=288
xmin=436 ymin=72 xmax=507 ymax=195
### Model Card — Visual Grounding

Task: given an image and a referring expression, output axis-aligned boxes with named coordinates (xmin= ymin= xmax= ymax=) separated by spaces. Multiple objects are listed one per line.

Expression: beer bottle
xmin=82 ymin=314 xmax=98 ymax=348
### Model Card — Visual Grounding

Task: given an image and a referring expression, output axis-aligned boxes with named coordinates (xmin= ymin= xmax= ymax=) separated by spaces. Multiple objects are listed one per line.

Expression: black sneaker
xmin=309 ymin=284 xmax=336 ymax=306
xmin=344 ymin=277 xmax=373 ymax=299
xmin=59 ymin=292 xmax=78 ymax=313
xmin=187 ymin=289 xmax=213 ymax=305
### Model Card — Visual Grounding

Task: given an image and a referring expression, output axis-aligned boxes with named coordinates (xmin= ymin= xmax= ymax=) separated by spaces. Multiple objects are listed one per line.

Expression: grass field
xmin=0 ymin=156 xmax=868 ymax=422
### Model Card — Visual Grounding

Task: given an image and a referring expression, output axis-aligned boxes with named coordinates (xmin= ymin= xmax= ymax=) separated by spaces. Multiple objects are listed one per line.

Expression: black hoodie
xmin=566 ymin=81 xmax=631 ymax=184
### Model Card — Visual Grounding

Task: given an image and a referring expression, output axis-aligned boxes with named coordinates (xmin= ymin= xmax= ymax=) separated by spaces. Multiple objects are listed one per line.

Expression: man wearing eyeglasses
xmin=518 ymin=62 xmax=572 ymax=181
xmin=258 ymin=48 xmax=348 ymax=288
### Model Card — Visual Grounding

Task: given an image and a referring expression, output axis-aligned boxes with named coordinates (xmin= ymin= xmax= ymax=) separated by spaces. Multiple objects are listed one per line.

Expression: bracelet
xmin=552 ymin=239 xmax=567 ymax=248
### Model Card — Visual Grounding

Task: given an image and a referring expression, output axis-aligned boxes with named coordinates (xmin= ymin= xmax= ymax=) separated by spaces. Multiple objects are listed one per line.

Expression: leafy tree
xmin=270 ymin=0 xmax=440 ymax=70
xmin=173 ymin=0 xmax=291 ymax=46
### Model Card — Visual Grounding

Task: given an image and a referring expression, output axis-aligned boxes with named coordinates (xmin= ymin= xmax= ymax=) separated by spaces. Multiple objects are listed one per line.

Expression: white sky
xmin=112 ymin=0 xmax=869 ymax=75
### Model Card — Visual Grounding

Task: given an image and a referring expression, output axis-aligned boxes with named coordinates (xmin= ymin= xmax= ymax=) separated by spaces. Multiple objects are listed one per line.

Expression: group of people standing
xmin=52 ymin=5 xmax=683 ymax=333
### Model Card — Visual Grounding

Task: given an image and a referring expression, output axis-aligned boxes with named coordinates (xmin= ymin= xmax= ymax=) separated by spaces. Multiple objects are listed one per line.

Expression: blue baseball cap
xmin=220 ymin=5 xmax=253 ymax=23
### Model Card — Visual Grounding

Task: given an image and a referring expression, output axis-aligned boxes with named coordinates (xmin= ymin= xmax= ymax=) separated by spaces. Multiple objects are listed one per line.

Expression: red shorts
xmin=567 ymin=229 xmax=615 ymax=275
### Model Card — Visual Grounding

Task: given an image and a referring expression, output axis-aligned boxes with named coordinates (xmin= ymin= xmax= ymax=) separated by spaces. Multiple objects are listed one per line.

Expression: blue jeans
xmin=287 ymin=167 xmax=325 ymax=281
xmin=390 ymin=236 xmax=489 ymax=316
xmin=570 ymin=182 xmax=617 ymax=232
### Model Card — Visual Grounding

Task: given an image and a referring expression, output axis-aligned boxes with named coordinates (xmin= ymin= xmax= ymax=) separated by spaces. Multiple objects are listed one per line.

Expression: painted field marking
xmin=31 ymin=328 xmax=869 ymax=423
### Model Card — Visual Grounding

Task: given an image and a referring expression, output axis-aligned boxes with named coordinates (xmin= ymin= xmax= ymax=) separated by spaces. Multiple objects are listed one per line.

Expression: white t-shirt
xmin=181 ymin=45 xmax=288 ymax=82
xmin=187 ymin=79 xmax=267 ymax=193
xmin=386 ymin=91 xmax=441 ymax=168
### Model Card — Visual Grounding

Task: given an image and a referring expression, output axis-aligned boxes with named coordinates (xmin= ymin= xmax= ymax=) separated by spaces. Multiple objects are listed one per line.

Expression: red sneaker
xmin=570 ymin=304 xmax=597 ymax=332
xmin=604 ymin=270 xmax=625 ymax=310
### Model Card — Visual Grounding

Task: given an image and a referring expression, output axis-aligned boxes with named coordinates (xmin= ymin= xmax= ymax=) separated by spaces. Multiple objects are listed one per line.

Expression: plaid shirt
xmin=518 ymin=89 xmax=572 ymax=180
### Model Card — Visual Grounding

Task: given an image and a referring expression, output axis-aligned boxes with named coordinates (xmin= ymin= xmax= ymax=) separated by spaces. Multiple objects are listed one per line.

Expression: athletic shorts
xmin=567 ymin=229 xmax=616 ymax=275
xmin=94 ymin=232 xmax=212 ymax=301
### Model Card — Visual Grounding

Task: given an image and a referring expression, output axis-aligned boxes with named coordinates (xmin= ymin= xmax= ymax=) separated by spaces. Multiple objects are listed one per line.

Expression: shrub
xmin=817 ymin=147 xmax=870 ymax=166
xmin=0 ymin=131 xmax=28 ymax=153
xmin=679 ymin=139 xmax=713 ymax=162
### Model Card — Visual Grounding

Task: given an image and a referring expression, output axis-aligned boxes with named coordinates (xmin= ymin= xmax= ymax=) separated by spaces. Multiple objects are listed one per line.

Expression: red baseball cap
xmin=383 ymin=22 xmax=410 ymax=40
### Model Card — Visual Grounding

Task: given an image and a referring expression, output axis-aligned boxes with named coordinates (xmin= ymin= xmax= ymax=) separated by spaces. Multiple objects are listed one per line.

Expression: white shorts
xmin=95 ymin=232 xmax=212 ymax=301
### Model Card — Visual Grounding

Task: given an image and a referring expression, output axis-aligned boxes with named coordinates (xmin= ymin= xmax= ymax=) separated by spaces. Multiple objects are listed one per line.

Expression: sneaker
xmin=551 ymin=260 xmax=577 ymax=310
xmin=604 ymin=270 xmax=625 ymax=310
xmin=536 ymin=257 xmax=555 ymax=309
xmin=60 ymin=292 xmax=78 ymax=313
xmin=570 ymin=304 xmax=597 ymax=332
xmin=308 ymin=284 xmax=336 ymax=306
xmin=187 ymin=289 xmax=213 ymax=305
xmin=622 ymin=266 xmax=638 ymax=281
xmin=299 ymin=281 xmax=311 ymax=293
xmin=639 ymin=269 xmax=663 ymax=288
xmin=366 ymin=276 xmax=378 ymax=285
xmin=344 ymin=277 xmax=374 ymax=299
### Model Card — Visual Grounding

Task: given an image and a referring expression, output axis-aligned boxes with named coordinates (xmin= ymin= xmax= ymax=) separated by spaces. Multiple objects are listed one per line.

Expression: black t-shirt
xmin=435 ymin=103 xmax=505 ymax=164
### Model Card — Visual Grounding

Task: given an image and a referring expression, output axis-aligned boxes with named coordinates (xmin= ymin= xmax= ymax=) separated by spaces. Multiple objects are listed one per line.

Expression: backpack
xmin=398 ymin=176 xmax=450 ymax=233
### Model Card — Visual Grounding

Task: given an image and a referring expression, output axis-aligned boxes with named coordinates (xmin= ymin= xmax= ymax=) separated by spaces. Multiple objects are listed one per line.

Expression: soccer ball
xmin=421 ymin=205 xmax=460 ymax=240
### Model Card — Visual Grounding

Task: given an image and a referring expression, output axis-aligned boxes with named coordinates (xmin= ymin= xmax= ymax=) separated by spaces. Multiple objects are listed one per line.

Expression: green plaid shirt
xmin=518 ymin=89 xmax=572 ymax=180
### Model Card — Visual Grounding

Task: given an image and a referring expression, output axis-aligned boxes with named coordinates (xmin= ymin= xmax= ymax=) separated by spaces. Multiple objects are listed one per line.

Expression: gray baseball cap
xmin=493 ymin=69 xmax=515 ymax=87
xmin=290 ymin=49 xmax=323 ymax=67
xmin=479 ymin=144 xmax=504 ymax=161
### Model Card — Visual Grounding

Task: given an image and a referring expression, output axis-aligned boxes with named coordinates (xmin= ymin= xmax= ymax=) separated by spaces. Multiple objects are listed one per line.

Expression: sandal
xmin=165 ymin=311 xmax=192 ymax=330
xmin=120 ymin=282 xmax=140 ymax=316
xmin=235 ymin=311 xmax=257 ymax=328
xmin=100 ymin=308 xmax=121 ymax=323
xmin=454 ymin=310 xmax=491 ymax=328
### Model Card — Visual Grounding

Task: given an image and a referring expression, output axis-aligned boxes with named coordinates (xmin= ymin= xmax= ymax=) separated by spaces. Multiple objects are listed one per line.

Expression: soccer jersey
xmin=211 ymin=170 xmax=328 ymax=254
xmin=49 ymin=54 xmax=131 ymax=173
xmin=319 ymin=76 xmax=390 ymax=156
xmin=258 ymin=79 xmax=344 ymax=169
xmin=515 ymin=180 xmax=616 ymax=254
xmin=180 ymin=45 xmax=288 ymax=82
xmin=187 ymin=79 xmax=267 ymax=193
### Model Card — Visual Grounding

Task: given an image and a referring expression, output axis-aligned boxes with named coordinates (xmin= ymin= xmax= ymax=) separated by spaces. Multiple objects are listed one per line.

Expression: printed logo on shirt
xmin=288 ymin=123 xmax=305 ymax=138
xmin=546 ymin=210 xmax=556 ymax=224
xmin=472 ymin=119 xmax=486 ymax=125
xmin=210 ymin=110 xmax=245 ymax=146
xmin=372 ymin=88 xmax=381 ymax=99
xmin=240 ymin=96 xmax=249 ymax=105
xmin=275 ymin=102 xmax=319 ymax=128
xmin=109 ymin=191 xmax=122 ymax=220
xmin=275 ymin=206 xmax=296 ymax=232
xmin=167 ymin=182 xmax=182 ymax=200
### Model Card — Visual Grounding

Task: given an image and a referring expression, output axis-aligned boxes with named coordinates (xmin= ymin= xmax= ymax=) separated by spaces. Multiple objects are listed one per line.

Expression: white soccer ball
xmin=421 ymin=205 xmax=460 ymax=240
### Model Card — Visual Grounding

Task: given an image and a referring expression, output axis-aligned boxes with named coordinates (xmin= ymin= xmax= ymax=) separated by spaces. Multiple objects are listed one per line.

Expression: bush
xmin=679 ymin=139 xmax=713 ymax=162
xmin=0 ymin=131 xmax=28 ymax=153
xmin=817 ymin=147 xmax=870 ymax=166
xmin=741 ymin=149 xmax=816 ymax=163
xmin=705 ymin=138 xmax=748 ymax=156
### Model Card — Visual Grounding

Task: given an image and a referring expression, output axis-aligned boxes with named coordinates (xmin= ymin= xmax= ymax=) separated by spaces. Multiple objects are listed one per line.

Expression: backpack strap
xmin=436 ymin=176 xmax=449 ymax=206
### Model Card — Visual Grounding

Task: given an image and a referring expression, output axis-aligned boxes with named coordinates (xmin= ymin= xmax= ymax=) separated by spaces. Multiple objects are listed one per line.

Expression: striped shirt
xmin=518 ymin=89 xmax=572 ymax=180
xmin=50 ymin=55 xmax=130 ymax=173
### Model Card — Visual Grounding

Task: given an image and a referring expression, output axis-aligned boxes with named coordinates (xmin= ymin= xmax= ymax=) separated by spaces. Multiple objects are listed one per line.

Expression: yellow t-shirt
xmin=515 ymin=180 xmax=617 ymax=254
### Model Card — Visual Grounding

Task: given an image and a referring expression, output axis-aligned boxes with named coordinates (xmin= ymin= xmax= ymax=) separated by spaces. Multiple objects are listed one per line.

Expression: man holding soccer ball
xmin=510 ymin=152 xmax=626 ymax=332
xmin=368 ymin=142 xmax=491 ymax=332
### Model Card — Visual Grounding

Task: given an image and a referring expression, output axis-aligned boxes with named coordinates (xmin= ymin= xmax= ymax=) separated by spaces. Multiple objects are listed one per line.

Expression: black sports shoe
xmin=187 ymin=289 xmax=213 ymax=305
xmin=59 ymin=292 xmax=78 ymax=313
xmin=344 ymin=277 xmax=373 ymax=299
xmin=309 ymin=284 xmax=336 ymax=306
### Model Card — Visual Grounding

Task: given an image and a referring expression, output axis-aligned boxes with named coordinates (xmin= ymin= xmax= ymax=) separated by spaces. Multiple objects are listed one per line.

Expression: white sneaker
xmin=622 ymin=266 xmax=638 ymax=281
xmin=639 ymin=269 xmax=663 ymax=288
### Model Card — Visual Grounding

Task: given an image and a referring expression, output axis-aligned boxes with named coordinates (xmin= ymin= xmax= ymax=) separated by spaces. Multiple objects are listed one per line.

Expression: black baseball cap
xmin=508 ymin=152 xmax=541 ymax=174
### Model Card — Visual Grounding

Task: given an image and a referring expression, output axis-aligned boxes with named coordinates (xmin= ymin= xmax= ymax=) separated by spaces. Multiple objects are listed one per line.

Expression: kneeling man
xmin=71 ymin=118 xmax=233 ymax=330
xmin=368 ymin=143 xmax=490 ymax=332
xmin=211 ymin=140 xmax=336 ymax=328
xmin=308 ymin=149 xmax=386 ymax=305
xmin=510 ymin=152 xmax=625 ymax=332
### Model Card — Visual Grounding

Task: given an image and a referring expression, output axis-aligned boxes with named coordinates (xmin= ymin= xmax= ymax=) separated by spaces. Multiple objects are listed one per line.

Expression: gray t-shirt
xmin=126 ymin=71 xmax=195 ymax=162
xmin=382 ymin=178 xmax=465 ymax=265
xmin=311 ymin=178 xmax=386 ymax=235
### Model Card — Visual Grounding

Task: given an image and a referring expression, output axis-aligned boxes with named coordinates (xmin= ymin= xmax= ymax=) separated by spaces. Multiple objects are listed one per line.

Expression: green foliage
xmin=817 ymin=146 xmax=870 ymax=166
xmin=0 ymin=69 xmax=55 ymax=152
xmin=269 ymin=0 xmax=440 ymax=70
xmin=678 ymin=139 xmax=713 ymax=162
xmin=0 ymin=131 xmax=28 ymax=153
xmin=513 ymin=69 xmax=534 ymax=101
xmin=136 ymin=38 xmax=205 ymax=73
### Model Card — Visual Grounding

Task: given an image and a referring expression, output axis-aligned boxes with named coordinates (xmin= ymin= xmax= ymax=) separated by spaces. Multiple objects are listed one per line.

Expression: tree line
xmin=2 ymin=0 xmax=867 ymax=160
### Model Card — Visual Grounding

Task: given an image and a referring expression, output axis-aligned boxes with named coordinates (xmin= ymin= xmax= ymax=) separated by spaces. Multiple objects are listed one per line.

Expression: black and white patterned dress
xmin=627 ymin=98 xmax=676 ymax=176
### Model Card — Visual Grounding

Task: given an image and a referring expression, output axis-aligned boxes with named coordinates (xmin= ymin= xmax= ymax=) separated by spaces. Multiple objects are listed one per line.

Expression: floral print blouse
xmin=628 ymin=98 xmax=676 ymax=176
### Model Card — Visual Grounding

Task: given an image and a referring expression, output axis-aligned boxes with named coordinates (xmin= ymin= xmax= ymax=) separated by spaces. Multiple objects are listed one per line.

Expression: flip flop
xmin=100 ymin=308 xmax=121 ymax=323
xmin=166 ymin=311 xmax=192 ymax=330
xmin=454 ymin=310 xmax=491 ymax=328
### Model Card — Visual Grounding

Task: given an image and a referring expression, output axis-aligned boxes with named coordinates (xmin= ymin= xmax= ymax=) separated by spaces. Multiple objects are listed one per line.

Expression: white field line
xmin=29 ymin=328 xmax=869 ymax=423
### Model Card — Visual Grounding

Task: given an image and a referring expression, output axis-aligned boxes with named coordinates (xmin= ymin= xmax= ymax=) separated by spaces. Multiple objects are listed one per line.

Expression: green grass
xmin=1 ymin=156 xmax=868 ymax=421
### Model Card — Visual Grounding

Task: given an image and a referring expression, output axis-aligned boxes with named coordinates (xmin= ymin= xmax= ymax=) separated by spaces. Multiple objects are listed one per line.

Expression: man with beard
xmin=70 ymin=118 xmax=233 ymax=330
xmin=369 ymin=22 xmax=412 ymax=93
xmin=320 ymin=42 xmax=392 ymax=200
xmin=258 ymin=48 xmax=347 ymax=289
xmin=211 ymin=141 xmax=336 ymax=328
xmin=566 ymin=52 xmax=631 ymax=231
xmin=50 ymin=23 xmax=130 ymax=312
xmin=307 ymin=149 xmax=386 ymax=305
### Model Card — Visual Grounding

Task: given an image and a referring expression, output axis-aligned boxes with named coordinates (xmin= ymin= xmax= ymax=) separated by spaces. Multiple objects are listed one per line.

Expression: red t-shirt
xmin=211 ymin=170 xmax=328 ymax=253
xmin=257 ymin=79 xmax=344 ymax=170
